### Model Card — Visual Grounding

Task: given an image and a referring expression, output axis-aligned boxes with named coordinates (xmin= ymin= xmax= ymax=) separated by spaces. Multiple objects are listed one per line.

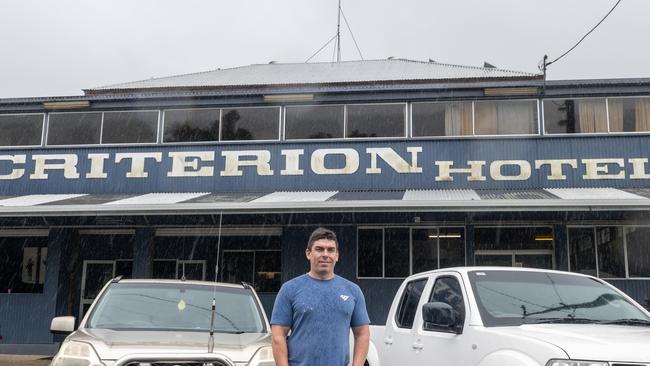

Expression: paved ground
xmin=0 ymin=355 xmax=51 ymax=366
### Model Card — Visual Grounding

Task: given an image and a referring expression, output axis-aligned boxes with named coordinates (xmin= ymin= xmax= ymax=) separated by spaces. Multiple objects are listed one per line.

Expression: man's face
xmin=306 ymin=238 xmax=339 ymax=277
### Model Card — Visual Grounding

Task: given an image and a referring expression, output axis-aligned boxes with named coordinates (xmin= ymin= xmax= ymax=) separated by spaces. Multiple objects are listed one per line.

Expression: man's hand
xmin=351 ymin=324 xmax=370 ymax=366
xmin=271 ymin=324 xmax=290 ymax=366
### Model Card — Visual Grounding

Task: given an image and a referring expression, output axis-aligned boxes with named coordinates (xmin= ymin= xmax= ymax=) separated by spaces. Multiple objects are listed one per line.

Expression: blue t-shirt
xmin=270 ymin=274 xmax=370 ymax=366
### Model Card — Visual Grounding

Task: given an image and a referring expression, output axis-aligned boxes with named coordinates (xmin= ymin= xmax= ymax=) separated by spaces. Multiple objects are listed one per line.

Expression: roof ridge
xmin=91 ymin=63 xmax=252 ymax=90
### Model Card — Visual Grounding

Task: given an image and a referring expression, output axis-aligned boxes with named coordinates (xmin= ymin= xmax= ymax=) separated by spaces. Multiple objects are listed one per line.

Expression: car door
xmin=409 ymin=272 xmax=473 ymax=366
xmin=381 ymin=277 xmax=428 ymax=366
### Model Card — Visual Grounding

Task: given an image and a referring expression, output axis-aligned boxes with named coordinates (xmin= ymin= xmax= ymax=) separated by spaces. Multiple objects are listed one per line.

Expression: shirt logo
xmin=340 ymin=295 xmax=349 ymax=301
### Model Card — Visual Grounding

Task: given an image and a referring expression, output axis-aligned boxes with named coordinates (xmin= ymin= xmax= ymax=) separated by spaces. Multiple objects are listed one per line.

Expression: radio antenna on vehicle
xmin=208 ymin=211 xmax=223 ymax=353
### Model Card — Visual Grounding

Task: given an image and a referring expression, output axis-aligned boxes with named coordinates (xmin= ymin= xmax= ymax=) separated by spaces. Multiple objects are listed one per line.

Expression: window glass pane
xmin=596 ymin=227 xmax=625 ymax=278
xmin=115 ymin=260 xmax=133 ymax=279
xmin=568 ymin=228 xmax=597 ymax=276
xmin=625 ymin=227 xmax=650 ymax=277
xmin=428 ymin=277 xmax=465 ymax=326
xmin=0 ymin=237 xmax=48 ymax=293
xmin=475 ymin=227 xmax=553 ymax=250
xmin=255 ymin=251 xmax=281 ymax=292
xmin=475 ymin=254 xmax=512 ymax=266
xmin=0 ymin=114 xmax=43 ymax=146
xmin=102 ymin=111 xmax=158 ymax=143
xmin=357 ymin=229 xmax=383 ymax=277
xmin=439 ymin=228 xmax=465 ymax=268
xmin=385 ymin=228 xmax=409 ymax=277
xmin=163 ymin=109 xmax=220 ymax=142
xmin=152 ymin=260 xmax=176 ymax=279
xmin=221 ymin=107 xmax=279 ymax=140
xmin=222 ymin=251 xmax=254 ymax=284
xmin=346 ymin=104 xmax=405 ymax=138
xmin=47 ymin=112 xmax=101 ymax=145
xmin=608 ymin=97 xmax=650 ymax=132
xmin=412 ymin=228 xmax=438 ymax=274
xmin=474 ymin=100 xmax=538 ymax=135
xmin=412 ymin=102 xmax=472 ymax=137
xmin=285 ymin=105 xmax=344 ymax=139
xmin=544 ymin=99 xmax=607 ymax=134
xmin=395 ymin=278 xmax=427 ymax=329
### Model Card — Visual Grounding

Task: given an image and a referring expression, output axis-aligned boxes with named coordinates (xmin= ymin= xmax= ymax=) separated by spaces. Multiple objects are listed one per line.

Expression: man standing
xmin=271 ymin=227 xmax=370 ymax=366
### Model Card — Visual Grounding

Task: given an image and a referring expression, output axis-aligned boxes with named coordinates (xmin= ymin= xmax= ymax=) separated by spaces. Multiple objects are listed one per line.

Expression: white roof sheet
xmin=250 ymin=191 xmax=338 ymax=203
xmin=545 ymin=188 xmax=645 ymax=200
xmin=0 ymin=194 xmax=87 ymax=206
xmin=90 ymin=59 xmax=538 ymax=91
xmin=104 ymin=192 xmax=210 ymax=205
xmin=403 ymin=189 xmax=482 ymax=201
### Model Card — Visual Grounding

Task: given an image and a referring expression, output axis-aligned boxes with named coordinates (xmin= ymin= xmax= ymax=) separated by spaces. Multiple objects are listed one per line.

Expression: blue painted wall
xmin=2 ymin=136 xmax=650 ymax=195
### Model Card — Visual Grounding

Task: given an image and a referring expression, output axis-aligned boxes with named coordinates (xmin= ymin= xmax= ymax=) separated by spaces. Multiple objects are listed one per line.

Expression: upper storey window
xmin=0 ymin=114 xmax=44 ymax=146
xmin=412 ymin=102 xmax=473 ymax=136
xmin=543 ymin=98 xmax=608 ymax=134
xmin=221 ymin=107 xmax=280 ymax=141
xmin=163 ymin=108 xmax=220 ymax=143
xmin=102 ymin=111 xmax=158 ymax=144
xmin=474 ymin=100 xmax=538 ymax=135
xmin=285 ymin=105 xmax=344 ymax=139
xmin=346 ymin=103 xmax=406 ymax=138
xmin=47 ymin=111 xmax=158 ymax=146
xmin=47 ymin=112 xmax=102 ymax=145
xmin=412 ymin=100 xmax=538 ymax=137
xmin=608 ymin=97 xmax=650 ymax=132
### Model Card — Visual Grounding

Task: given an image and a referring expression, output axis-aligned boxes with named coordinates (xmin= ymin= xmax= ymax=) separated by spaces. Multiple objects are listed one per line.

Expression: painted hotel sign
xmin=1 ymin=137 xmax=650 ymax=194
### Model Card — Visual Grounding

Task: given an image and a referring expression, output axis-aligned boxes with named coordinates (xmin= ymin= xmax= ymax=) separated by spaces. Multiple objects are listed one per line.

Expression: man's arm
xmin=351 ymin=324 xmax=370 ymax=366
xmin=271 ymin=324 xmax=290 ymax=366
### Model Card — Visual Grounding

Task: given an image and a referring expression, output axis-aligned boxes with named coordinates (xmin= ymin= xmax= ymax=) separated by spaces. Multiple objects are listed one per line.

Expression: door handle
xmin=412 ymin=340 xmax=423 ymax=350
xmin=384 ymin=336 xmax=393 ymax=346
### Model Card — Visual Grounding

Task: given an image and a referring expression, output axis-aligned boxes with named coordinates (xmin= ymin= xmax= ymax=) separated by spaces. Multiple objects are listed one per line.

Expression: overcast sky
xmin=1 ymin=0 xmax=648 ymax=98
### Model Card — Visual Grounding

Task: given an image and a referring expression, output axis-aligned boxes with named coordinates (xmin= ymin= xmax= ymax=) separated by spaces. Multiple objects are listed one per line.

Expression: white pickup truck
xmin=364 ymin=267 xmax=650 ymax=366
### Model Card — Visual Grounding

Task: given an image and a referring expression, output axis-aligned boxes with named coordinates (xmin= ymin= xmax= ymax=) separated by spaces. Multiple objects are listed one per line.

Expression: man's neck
xmin=307 ymin=271 xmax=335 ymax=281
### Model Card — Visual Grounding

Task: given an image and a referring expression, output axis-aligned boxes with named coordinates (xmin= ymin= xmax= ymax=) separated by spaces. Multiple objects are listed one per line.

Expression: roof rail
xmin=241 ymin=281 xmax=253 ymax=290
xmin=111 ymin=276 xmax=123 ymax=283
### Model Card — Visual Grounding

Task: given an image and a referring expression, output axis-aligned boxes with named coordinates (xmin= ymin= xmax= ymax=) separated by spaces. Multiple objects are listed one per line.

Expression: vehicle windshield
xmin=86 ymin=282 xmax=265 ymax=333
xmin=469 ymin=270 xmax=650 ymax=327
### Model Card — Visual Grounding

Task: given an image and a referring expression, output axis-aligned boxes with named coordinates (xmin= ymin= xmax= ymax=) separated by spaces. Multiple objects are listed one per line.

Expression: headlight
xmin=248 ymin=345 xmax=275 ymax=366
xmin=546 ymin=360 xmax=609 ymax=366
xmin=51 ymin=341 xmax=105 ymax=366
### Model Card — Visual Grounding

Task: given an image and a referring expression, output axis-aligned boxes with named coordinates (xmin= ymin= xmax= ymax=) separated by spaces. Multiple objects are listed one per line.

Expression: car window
xmin=427 ymin=276 xmax=466 ymax=330
xmin=395 ymin=278 xmax=427 ymax=329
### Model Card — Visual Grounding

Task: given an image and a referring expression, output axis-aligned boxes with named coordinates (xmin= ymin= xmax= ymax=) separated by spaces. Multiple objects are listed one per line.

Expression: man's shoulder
xmin=334 ymin=275 xmax=363 ymax=292
xmin=279 ymin=274 xmax=308 ymax=290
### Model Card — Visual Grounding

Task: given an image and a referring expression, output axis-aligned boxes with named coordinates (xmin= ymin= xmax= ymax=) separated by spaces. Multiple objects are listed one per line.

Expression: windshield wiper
xmin=525 ymin=317 xmax=601 ymax=324
xmin=598 ymin=318 xmax=650 ymax=326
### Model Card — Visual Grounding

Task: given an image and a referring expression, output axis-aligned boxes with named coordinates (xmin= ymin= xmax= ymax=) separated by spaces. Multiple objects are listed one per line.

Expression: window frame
xmin=344 ymin=102 xmax=407 ymax=139
xmin=161 ymin=107 xmax=222 ymax=144
xmin=567 ymin=225 xmax=650 ymax=280
xmin=541 ymin=97 xmax=611 ymax=136
xmin=219 ymin=105 xmax=282 ymax=142
xmin=0 ymin=113 xmax=46 ymax=148
xmin=605 ymin=95 xmax=650 ymax=134
xmin=221 ymin=249 xmax=281 ymax=293
xmin=357 ymin=226 xmax=466 ymax=279
xmin=99 ymin=109 xmax=160 ymax=145
xmin=409 ymin=99 xmax=540 ymax=138
xmin=283 ymin=103 xmax=346 ymax=141
xmin=45 ymin=110 xmax=104 ymax=147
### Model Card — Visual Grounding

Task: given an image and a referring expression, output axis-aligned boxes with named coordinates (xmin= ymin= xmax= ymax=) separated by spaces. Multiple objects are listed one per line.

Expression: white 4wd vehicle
xmin=366 ymin=267 xmax=650 ymax=366
xmin=49 ymin=278 xmax=275 ymax=366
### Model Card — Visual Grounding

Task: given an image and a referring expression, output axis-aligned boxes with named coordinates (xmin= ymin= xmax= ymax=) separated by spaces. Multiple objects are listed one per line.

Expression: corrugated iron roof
xmin=88 ymin=59 xmax=540 ymax=93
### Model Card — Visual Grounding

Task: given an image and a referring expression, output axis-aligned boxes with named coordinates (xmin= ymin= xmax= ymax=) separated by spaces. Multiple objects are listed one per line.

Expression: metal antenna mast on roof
xmin=305 ymin=0 xmax=363 ymax=63
xmin=336 ymin=0 xmax=342 ymax=62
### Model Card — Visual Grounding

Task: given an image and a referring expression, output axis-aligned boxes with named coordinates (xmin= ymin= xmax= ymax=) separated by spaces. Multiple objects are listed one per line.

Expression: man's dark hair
xmin=307 ymin=227 xmax=338 ymax=250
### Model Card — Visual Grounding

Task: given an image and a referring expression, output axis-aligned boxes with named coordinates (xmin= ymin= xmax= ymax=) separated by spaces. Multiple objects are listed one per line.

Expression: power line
xmin=545 ymin=0 xmax=623 ymax=69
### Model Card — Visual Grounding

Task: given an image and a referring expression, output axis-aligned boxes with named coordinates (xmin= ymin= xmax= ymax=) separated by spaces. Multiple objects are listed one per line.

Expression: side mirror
xmin=422 ymin=302 xmax=461 ymax=333
xmin=50 ymin=316 xmax=76 ymax=335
